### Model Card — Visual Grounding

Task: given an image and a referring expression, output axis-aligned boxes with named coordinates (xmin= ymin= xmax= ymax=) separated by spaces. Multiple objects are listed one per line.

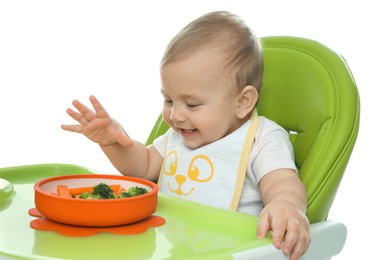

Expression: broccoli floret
xmin=76 ymin=184 xmax=147 ymax=199
xmin=92 ymin=183 xmax=116 ymax=199
xmin=118 ymin=191 xmax=132 ymax=198
xmin=127 ymin=186 xmax=148 ymax=197
xmin=79 ymin=191 xmax=94 ymax=199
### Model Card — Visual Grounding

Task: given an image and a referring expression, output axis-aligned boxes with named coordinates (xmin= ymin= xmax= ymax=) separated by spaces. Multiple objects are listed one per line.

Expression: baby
xmin=62 ymin=11 xmax=310 ymax=259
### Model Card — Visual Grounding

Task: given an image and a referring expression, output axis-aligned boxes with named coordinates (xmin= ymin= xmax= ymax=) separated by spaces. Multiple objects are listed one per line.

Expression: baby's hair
xmin=160 ymin=11 xmax=264 ymax=93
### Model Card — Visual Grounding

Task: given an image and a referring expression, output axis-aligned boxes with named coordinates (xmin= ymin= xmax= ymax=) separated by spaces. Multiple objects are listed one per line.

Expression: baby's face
xmin=160 ymin=48 xmax=243 ymax=149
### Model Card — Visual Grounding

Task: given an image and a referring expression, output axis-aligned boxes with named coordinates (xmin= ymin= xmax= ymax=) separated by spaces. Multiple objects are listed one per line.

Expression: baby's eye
xmin=186 ymin=103 xmax=199 ymax=109
xmin=164 ymin=100 xmax=173 ymax=106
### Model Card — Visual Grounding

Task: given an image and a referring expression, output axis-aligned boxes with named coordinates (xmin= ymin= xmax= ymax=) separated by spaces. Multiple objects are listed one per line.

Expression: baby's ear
xmin=236 ymin=85 xmax=258 ymax=119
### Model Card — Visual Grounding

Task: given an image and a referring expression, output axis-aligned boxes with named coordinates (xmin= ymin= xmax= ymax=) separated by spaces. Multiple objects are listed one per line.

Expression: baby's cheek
xmin=162 ymin=109 xmax=173 ymax=127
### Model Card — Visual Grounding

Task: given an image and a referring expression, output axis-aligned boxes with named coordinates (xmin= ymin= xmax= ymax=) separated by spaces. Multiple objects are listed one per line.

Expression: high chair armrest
xmin=232 ymin=220 xmax=347 ymax=260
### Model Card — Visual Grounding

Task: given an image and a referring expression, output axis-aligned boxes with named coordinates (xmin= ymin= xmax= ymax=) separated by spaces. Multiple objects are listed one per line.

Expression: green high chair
xmin=0 ymin=36 xmax=359 ymax=260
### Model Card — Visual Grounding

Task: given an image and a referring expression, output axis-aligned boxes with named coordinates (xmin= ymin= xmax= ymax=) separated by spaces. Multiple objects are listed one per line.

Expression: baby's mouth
xmin=180 ymin=128 xmax=198 ymax=136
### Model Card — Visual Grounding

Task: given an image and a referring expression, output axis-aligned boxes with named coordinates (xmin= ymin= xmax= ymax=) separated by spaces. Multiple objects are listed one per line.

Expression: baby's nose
xmin=169 ymin=106 xmax=186 ymax=122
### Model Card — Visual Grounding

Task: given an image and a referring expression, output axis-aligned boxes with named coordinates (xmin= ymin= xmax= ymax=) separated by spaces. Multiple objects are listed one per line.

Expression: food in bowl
xmin=54 ymin=182 xmax=148 ymax=199
xmin=34 ymin=174 xmax=158 ymax=227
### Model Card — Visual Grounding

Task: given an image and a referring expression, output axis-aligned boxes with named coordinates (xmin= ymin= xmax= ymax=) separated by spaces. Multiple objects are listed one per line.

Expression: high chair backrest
xmin=146 ymin=36 xmax=360 ymax=223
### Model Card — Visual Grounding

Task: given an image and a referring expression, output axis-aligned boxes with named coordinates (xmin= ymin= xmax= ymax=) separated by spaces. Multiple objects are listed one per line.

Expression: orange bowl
xmin=34 ymin=174 xmax=158 ymax=227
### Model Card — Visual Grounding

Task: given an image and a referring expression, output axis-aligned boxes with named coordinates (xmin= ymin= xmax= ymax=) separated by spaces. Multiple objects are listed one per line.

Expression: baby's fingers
xmin=283 ymin=217 xmax=311 ymax=259
xmin=89 ymin=95 xmax=110 ymax=119
xmin=72 ymin=99 xmax=97 ymax=122
xmin=288 ymin=239 xmax=310 ymax=260
xmin=61 ymin=124 xmax=83 ymax=133
xmin=270 ymin=217 xmax=287 ymax=250
xmin=257 ymin=211 xmax=286 ymax=250
xmin=257 ymin=211 xmax=271 ymax=239
xmin=65 ymin=107 xmax=89 ymax=126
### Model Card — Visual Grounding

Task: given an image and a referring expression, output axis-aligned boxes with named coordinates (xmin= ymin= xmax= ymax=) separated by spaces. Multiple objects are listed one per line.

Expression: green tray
xmin=0 ymin=164 xmax=271 ymax=259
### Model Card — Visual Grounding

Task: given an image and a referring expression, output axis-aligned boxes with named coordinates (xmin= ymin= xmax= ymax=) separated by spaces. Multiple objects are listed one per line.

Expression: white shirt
xmin=153 ymin=116 xmax=297 ymax=216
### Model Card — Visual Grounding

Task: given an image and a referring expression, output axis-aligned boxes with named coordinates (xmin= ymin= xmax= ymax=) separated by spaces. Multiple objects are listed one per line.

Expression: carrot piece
xmin=109 ymin=185 xmax=121 ymax=193
xmin=68 ymin=186 xmax=94 ymax=195
xmin=57 ymin=185 xmax=71 ymax=198
xmin=115 ymin=187 xmax=126 ymax=196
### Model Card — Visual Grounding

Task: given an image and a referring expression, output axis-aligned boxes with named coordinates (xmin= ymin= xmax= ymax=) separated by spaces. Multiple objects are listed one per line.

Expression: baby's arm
xmin=100 ymin=140 xmax=162 ymax=181
xmin=257 ymin=169 xmax=311 ymax=260
xmin=61 ymin=95 xmax=162 ymax=182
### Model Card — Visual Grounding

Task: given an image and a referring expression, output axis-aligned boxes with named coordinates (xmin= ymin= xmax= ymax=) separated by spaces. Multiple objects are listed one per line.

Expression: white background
xmin=1 ymin=1 xmax=389 ymax=259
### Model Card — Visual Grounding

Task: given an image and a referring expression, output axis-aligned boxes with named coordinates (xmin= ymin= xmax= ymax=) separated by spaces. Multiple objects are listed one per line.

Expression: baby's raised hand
xmin=61 ymin=95 xmax=133 ymax=147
